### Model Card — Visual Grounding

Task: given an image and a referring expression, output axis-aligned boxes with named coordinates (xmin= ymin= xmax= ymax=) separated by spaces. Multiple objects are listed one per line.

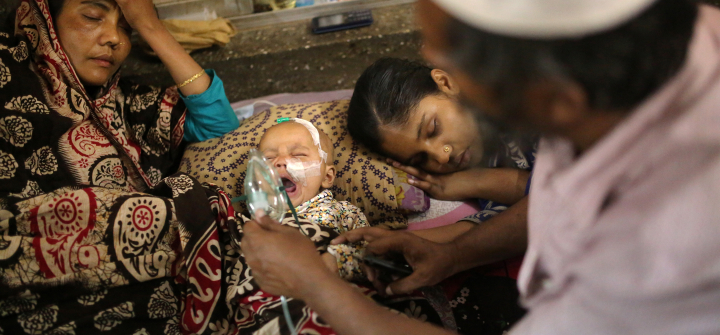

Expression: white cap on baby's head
xmin=431 ymin=0 xmax=658 ymax=39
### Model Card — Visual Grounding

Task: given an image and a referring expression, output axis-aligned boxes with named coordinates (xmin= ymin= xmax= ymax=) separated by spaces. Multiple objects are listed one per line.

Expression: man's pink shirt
xmin=513 ymin=5 xmax=720 ymax=335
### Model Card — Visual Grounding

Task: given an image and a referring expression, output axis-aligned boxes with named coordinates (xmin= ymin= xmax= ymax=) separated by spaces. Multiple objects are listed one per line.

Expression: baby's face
xmin=259 ymin=122 xmax=330 ymax=207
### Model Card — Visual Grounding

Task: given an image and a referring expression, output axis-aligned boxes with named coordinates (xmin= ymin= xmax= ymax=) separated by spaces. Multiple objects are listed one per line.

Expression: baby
xmin=258 ymin=118 xmax=368 ymax=278
xmin=259 ymin=118 xmax=336 ymax=208
xmin=227 ymin=118 xmax=370 ymax=334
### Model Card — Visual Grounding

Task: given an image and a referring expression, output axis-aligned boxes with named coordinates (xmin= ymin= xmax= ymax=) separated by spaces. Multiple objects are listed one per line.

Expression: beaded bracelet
xmin=177 ymin=70 xmax=205 ymax=88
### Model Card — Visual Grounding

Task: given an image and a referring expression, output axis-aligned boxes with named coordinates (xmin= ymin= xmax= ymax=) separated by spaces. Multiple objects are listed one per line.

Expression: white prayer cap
xmin=431 ymin=0 xmax=658 ymax=39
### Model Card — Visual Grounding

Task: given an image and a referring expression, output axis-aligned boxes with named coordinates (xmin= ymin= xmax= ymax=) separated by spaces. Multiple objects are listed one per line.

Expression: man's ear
xmin=524 ymin=79 xmax=588 ymax=131
xmin=431 ymin=69 xmax=460 ymax=96
xmin=321 ymin=165 xmax=336 ymax=189
xmin=548 ymin=81 xmax=588 ymax=127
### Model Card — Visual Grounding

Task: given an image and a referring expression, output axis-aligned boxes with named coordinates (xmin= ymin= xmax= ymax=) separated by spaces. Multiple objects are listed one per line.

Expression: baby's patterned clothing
xmin=291 ymin=189 xmax=368 ymax=281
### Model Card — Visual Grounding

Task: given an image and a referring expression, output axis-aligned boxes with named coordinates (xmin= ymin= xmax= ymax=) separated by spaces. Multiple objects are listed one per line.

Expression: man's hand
xmin=331 ymin=226 xmax=395 ymax=245
xmin=335 ymin=227 xmax=461 ymax=295
xmin=241 ymin=214 xmax=333 ymax=298
xmin=332 ymin=227 xmax=396 ymax=288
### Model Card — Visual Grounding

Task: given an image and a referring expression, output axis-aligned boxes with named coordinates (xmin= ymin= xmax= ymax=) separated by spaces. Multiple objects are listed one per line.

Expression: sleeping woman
xmin=0 ymin=0 xmax=242 ymax=333
xmin=346 ymin=57 xmax=535 ymax=334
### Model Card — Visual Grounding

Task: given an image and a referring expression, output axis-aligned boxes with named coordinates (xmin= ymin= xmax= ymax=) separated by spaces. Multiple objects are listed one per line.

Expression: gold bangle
xmin=177 ymin=70 xmax=205 ymax=88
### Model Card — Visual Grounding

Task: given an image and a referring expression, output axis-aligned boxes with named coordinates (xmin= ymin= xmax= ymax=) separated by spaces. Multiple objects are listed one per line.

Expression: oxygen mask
xmin=244 ymin=149 xmax=288 ymax=222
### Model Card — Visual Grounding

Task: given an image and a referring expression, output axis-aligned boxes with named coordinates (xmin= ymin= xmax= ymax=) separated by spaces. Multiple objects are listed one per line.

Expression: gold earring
xmin=444 ymin=145 xmax=451 ymax=153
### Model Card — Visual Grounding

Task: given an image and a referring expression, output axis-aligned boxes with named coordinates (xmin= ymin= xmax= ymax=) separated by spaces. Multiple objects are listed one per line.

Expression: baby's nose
xmin=273 ymin=157 xmax=287 ymax=168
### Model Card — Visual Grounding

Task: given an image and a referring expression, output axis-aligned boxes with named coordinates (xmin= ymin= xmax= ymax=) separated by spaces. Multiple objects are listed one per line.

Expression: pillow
xmin=393 ymin=169 xmax=431 ymax=214
xmin=179 ymin=100 xmax=423 ymax=228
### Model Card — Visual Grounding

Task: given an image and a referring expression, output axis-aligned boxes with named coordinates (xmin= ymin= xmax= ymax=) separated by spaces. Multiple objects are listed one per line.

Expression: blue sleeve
xmin=461 ymin=200 xmax=509 ymax=224
xmin=181 ymin=69 xmax=240 ymax=143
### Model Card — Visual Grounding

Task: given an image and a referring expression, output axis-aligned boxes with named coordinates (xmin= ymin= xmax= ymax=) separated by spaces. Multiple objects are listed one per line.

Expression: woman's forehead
xmin=378 ymin=123 xmax=421 ymax=160
xmin=377 ymin=96 xmax=444 ymax=156
xmin=67 ymin=0 xmax=119 ymax=10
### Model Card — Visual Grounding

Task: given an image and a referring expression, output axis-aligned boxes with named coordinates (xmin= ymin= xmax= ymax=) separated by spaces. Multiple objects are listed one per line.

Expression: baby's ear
xmin=321 ymin=164 xmax=336 ymax=189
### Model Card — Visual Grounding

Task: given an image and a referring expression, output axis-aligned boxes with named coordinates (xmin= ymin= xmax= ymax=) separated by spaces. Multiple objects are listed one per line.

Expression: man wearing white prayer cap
xmin=240 ymin=0 xmax=720 ymax=334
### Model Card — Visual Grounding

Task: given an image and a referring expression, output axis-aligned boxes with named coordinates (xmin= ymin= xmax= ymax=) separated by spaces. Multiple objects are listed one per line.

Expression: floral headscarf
xmin=0 ymin=0 xmax=188 ymax=198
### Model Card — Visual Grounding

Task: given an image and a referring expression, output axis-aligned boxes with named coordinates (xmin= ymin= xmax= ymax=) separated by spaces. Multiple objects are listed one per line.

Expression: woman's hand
xmin=388 ymin=158 xmax=531 ymax=204
xmin=388 ymin=158 xmax=476 ymax=201
xmin=115 ymin=0 xmax=210 ymax=96
xmin=115 ymin=0 xmax=161 ymax=32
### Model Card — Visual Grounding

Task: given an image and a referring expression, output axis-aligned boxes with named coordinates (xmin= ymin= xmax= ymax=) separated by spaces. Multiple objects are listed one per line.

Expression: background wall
xmin=122 ymin=3 xmax=421 ymax=102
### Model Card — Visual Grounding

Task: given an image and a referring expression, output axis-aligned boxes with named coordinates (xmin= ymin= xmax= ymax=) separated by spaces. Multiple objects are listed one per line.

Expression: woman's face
xmin=379 ymin=94 xmax=484 ymax=174
xmin=55 ymin=0 xmax=132 ymax=87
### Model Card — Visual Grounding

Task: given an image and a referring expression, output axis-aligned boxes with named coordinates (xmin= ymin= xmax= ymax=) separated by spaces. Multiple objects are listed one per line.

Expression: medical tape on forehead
xmin=290 ymin=118 xmax=328 ymax=163
xmin=285 ymin=158 xmax=323 ymax=186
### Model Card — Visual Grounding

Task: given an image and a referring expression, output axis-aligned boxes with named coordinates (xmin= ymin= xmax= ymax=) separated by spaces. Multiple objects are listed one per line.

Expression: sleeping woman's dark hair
xmin=347 ymin=58 xmax=441 ymax=154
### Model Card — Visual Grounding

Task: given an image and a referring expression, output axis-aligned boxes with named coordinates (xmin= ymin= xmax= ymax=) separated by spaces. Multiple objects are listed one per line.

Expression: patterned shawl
xmin=0 ymin=0 xmax=187 ymax=200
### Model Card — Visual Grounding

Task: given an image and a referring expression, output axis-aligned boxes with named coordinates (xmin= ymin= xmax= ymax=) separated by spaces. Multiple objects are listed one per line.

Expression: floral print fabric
xmin=0 ymin=175 xmax=241 ymax=334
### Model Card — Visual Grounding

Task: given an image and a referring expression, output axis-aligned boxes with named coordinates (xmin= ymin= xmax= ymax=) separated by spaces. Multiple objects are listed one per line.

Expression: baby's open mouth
xmin=282 ymin=177 xmax=298 ymax=196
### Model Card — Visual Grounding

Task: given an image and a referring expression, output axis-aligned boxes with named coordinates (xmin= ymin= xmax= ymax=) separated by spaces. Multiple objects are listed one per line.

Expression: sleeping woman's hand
xmin=115 ymin=0 xmax=161 ymax=32
xmin=387 ymin=159 xmax=530 ymax=204
xmin=387 ymin=158 xmax=476 ymax=201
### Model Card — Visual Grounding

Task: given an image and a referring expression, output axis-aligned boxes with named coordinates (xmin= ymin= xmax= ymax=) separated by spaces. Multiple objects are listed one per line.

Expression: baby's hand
xmin=387 ymin=159 xmax=474 ymax=201
xmin=321 ymin=252 xmax=339 ymax=275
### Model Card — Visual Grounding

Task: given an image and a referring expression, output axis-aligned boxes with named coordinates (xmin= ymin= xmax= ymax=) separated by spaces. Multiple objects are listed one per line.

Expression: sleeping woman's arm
xmin=389 ymin=159 xmax=529 ymax=205
xmin=180 ymin=70 xmax=238 ymax=142
xmin=410 ymin=220 xmax=475 ymax=243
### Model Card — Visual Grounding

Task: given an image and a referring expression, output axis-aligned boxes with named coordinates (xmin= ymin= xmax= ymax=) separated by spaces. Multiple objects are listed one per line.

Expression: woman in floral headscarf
xmin=0 ymin=0 xmax=244 ymax=333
